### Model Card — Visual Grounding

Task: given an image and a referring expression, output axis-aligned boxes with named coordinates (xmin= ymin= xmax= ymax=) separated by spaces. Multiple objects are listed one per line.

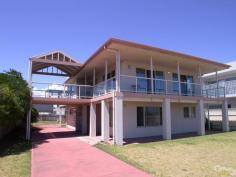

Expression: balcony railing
xmin=204 ymin=80 xmax=236 ymax=97
xmin=32 ymin=76 xmax=225 ymax=100
xmin=93 ymin=77 xmax=116 ymax=96
xmin=202 ymin=87 xmax=225 ymax=98
xmin=120 ymin=75 xmax=202 ymax=96
xmin=32 ymin=82 xmax=93 ymax=99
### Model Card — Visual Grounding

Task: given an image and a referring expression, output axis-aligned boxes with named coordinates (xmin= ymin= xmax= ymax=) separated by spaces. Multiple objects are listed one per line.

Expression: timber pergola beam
xmin=30 ymin=51 xmax=82 ymax=77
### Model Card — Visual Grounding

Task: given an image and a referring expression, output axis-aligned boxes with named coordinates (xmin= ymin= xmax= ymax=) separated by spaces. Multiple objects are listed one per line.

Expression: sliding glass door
xmin=172 ymin=73 xmax=193 ymax=95
xmin=136 ymin=68 xmax=147 ymax=93
xmin=154 ymin=71 xmax=165 ymax=93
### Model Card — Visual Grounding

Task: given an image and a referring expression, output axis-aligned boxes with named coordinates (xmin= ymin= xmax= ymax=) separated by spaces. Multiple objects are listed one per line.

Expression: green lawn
xmin=0 ymin=127 xmax=31 ymax=177
xmin=96 ymin=131 xmax=236 ymax=177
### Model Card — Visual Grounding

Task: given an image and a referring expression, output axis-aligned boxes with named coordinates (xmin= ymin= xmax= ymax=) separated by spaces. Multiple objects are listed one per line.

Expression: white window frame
xmin=137 ymin=106 xmax=162 ymax=127
xmin=183 ymin=106 xmax=196 ymax=119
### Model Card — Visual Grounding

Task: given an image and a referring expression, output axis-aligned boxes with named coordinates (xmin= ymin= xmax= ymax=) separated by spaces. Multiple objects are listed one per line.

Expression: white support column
xmin=115 ymin=50 xmax=121 ymax=92
xmin=89 ymin=103 xmax=96 ymax=137
xmin=26 ymin=59 xmax=32 ymax=140
xmin=222 ymin=99 xmax=229 ymax=132
xmin=114 ymin=96 xmax=123 ymax=145
xmin=197 ymin=99 xmax=205 ymax=135
xmin=216 ymin=71 xmax=219 ymax=97
xmin=198 ymin=66 xmax=203 ymax=96
xmin=112 ymin=92 xmax=115 ymax=144
xmin=104 ymin=60 xmax=108 ymax=93
xmin=162 ymin=98 xmax=171 ymax=140
xmin=207 ymin=104 xmax=211 ymax=131
xmin=101 ymin=100 xmax=110 ymax=142
xmin=150 ymin=56 xmax=154 ymax=94
xmin=177 ymin=61 xmax=181 ymax=96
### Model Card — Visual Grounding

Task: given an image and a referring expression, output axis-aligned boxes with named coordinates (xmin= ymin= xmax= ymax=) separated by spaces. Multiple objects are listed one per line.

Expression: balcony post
xmin=78 ymin=86 xmax=81 ymax=99
xmin=150 ymin=56 xmax=154 ymax=94
xmin=63 ymin=84 xmax=66 ymax=98
xmin=177 ymin=61 xmax=181 ymax=96
xmin=115 ymin=51 xmax=121 ymax=92
xmin=105 ymin=59 xmax=108 ymax=93
xmin=26 ymin=59 xmax=32 ymax=140
xmin=216 ymin=70 xmax=218 ymax=97
xmin=198 ymin=66 xmax=202 ymax=96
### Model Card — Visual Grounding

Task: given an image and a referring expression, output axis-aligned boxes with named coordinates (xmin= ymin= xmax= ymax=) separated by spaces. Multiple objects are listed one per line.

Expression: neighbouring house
xmin=203 ymin=61 xmax=236 ymax=130
xmin=27 ymin=38 xmax=230 ymax=145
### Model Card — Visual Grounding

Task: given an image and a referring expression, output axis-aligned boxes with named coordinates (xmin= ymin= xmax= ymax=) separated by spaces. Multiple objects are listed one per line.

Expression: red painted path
xmin=31 ymin=125 xmax=151 ymax=177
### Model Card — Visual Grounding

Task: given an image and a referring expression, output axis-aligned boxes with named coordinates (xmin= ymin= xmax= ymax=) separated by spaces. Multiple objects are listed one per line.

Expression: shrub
xmin=31 ymin=107 xmax=39 ymax=123
xmin=0 ymin=69 xmax=30 ymax=128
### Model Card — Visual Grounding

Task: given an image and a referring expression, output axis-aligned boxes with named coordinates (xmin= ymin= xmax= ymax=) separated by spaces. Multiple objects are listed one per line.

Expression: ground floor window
xmin=137 ymin=106 xmax=162 ymax=127
xmin=183 ymin=106 xmax=196 ymax=118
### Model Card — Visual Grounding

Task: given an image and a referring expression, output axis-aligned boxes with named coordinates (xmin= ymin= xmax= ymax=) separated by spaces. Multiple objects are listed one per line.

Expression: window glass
xmin=183 ymin=107 xmax=190 ymax=118
xmin=172 ymin=73 xmax=179 ymax=93
xmin=137 ymin=107 xmax=144 ymax=126
xmin=136 ymin=68 xmax=147 ymax=92
xmin=136 ymin=68 xmax=146 ymax=77
xmin=137 ymin=106 xmax=162 ymax=127
xmin=107 ymin=73 xmax=111 ymax=79
xmin=111 ymin=70 xmax=115 ymax=78
xmin=154 ymin=71 xmax=164 ymax=93
xmin=190 ymin=107 xmax=196 ymax=118
xmin=145 ymin=107 xmax=162 ymax=126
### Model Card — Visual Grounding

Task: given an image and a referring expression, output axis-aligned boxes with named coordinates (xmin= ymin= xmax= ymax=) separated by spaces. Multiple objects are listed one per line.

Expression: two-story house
xmin=28 ymin=38 xmax=230 ymax=145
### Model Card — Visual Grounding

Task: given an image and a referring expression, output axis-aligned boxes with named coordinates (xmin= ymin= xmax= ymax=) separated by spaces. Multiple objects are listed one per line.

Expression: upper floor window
xmin=136 ymin=68 xmax=146 ymax=77
xmin=102 ymin=70 xmax=115 ymax=81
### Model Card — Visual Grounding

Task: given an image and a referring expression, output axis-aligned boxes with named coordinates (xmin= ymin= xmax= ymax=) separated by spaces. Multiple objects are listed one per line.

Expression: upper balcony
xmin=32 ymin=76 xmax=225 ymax=101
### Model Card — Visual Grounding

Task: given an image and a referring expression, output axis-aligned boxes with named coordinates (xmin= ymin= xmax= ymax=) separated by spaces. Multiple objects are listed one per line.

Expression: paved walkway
xmin=31 ymin=125 xmax=151 ymax=177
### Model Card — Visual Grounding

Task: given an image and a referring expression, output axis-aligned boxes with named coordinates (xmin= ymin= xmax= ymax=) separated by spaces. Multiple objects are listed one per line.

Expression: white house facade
xmin=28 ymin=38 xmax=230 ymax=145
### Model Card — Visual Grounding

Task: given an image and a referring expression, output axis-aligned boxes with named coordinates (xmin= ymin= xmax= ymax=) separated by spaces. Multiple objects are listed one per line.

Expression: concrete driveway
xmin=31 ymin=125 xmax=151 ymax=177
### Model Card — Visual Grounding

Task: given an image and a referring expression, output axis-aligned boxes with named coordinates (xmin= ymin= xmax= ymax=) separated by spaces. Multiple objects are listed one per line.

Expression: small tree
xmin=0 ymin=69 xmax=30 ymax=128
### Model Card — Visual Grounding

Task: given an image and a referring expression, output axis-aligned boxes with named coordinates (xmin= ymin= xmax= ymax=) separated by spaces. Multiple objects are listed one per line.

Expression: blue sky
xmin=0 ymin=0 xmax=235 ymax=82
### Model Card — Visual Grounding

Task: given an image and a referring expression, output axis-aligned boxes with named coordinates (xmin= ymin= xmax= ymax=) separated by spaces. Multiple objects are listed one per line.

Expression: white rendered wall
xmin=123 ymin=101 xmax=200 ymax=139
xmin=123 ymin=102 xmax=163 ymax=138
xmin=171 ymin=103 xmax=199 ymax=134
